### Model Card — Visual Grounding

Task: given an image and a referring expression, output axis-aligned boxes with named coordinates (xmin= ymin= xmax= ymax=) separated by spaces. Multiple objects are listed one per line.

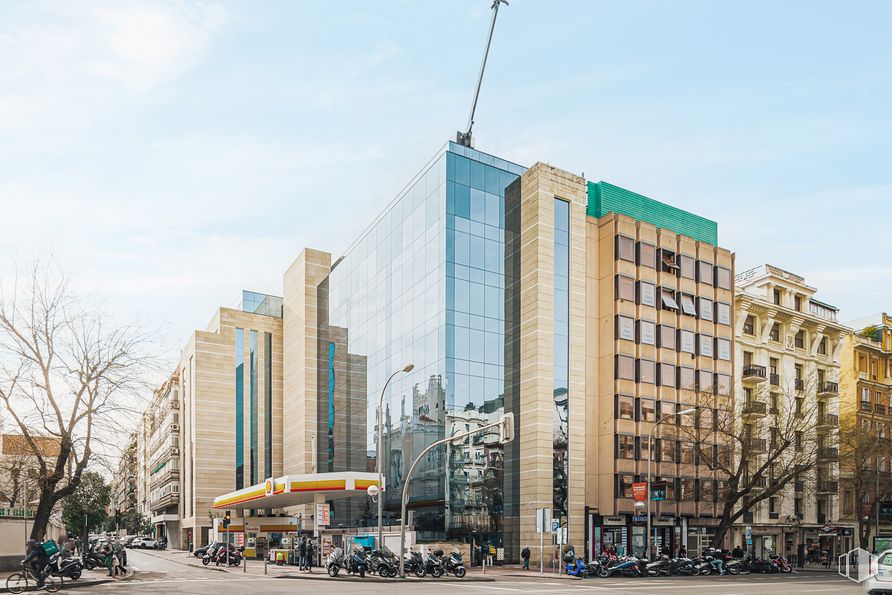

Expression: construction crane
xmin=455 ymin=0 xmax=508 ymax=148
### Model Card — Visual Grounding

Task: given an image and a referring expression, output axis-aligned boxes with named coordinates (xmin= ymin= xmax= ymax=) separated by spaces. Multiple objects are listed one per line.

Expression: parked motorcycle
xmin=597 ymin=555 xmax=644 ymax=578
xmin=644 ymin=555 xmax=672 ymax=577
xmin=424 ymin=549 xmax=445 ymax=578
xmin=403 ymin=549 xmax=427 ymax=578
xmin=326 ymin=547 xmax=344 ymax=577
xmin=563 ymin=552 xmax=588 ymax=577
xmin=441 ymin=549 xmax=466 ymax=578
xmin=202 ymin=544 xmax=223 ymax=566
xmin=46 ymin=552 xmax=82 ymax=581
xmin=369 ymin=547 xmax=397 ymax=577
xmin=81 ymin=547 xmax=106 ymax=571
xmin=345 ymin=547 xmax=368 ymax=577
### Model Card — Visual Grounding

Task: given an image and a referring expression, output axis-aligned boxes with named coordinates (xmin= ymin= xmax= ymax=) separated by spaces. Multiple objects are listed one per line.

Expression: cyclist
xmin=24 ymin=541 xmax=49 ymax=587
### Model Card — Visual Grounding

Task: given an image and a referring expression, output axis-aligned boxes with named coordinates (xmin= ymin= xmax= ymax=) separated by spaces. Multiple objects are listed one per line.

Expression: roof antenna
xmin=456 ymin=0 xmax=509 ymax=148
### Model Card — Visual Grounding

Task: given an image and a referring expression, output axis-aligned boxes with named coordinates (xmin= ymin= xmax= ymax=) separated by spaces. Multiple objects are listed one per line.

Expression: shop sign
xmin=651 ymin=481 xmax=666 ymax=501
xmin=316 ymin=503 xmax=331 ymax=527
xmin=819 ymin=523 xmax=837 ymax=534
xmin=632 ymin=482 xmax=647 ymax=502
xmin=631 ymin=514 xmax=647 ymax=524
xmin=603 ymin=516 xmax=625 ymax=526
xmin=862 ymin=502 xmax=874 ymax=517
xmin=653 ymin=517 xmax=675 ymax=526
xmin=246 ymin=522 xmax=260 ymax=533
xmin=840 ymin=527 xmax=854 ymax=536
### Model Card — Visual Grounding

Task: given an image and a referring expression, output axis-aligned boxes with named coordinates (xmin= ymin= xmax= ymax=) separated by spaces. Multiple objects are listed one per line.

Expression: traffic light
xmin=223 ymin=510 xmax=231 ymax=528
xmin=499 ymin=412 xmax=514 ymax=444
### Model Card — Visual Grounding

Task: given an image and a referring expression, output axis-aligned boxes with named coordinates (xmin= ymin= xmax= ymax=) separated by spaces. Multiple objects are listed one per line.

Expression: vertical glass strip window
xmin=327 ymin=342 xmax=336 ymax=472
xmin=264 ymin=332 xmax=273 ymax=479
xmin=249 ymin=330 xmax=258 ymax=485
xmin=553 ymin=198 xmax=570 ymax=521
xmin=235 ymin=328 xmax=244 ymax=490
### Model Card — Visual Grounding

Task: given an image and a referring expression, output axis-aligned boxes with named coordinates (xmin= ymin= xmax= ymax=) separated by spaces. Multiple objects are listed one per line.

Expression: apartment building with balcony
xmin=146 ymin=373 xmax=182 ymax=547
xmin=732 ymin=264 xmax=848 ymax=558
xmin=839 ymin=312 xmax=892 ymax=546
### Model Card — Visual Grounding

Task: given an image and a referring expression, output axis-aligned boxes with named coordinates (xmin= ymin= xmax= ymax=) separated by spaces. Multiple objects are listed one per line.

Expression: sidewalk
xmin=138 ymin=548 xmax=495 ymax=582
xmin=0 ymin=566 xmax=137 ymax=593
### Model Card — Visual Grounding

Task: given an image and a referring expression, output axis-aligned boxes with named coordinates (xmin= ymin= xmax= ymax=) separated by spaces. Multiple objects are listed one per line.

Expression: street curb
xmin=134 ymin=549 xmax=228 ymax=573
xmin=275 ymin=574 xmax=496 ymax=583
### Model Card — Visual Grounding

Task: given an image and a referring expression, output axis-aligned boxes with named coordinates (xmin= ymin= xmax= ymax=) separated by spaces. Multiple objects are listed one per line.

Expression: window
xmin=665 ymin=478 xmax=678 ymax=500
xmin=795 ymin=431 xmax=803 ymax=449
xmin=698 ymin=370 xmax=714 ymax=393
xmin=659 ymin=325 xmax=677 ymax=350
xmin=716 ymin=374 xmax=731 ymax=396
xmin=616 ymin=435 xmax=635 ymax=459
xmin=659 ymin=249 xmax=678 ymax=272
xmin=616 ymin=395 xmax=635 ymax=420
xmin=795 ymin=364 xmax=803 ymax=381
xmin=617 ymin=315 xmax=635 ymax=342
xmin=679 ymin=293 xmax=697 ymax=316
xmin=660 ymin=439 xmax=676 ymax=463
xmin=659 ymin=401 xmax=676 ymax=418
xmin=794 ymin=497 xmax=802 ymax=516
xmin=794 ymin=296 xmax=802 ymax=311
xmin=679 ymin=254 xmax=695 ymax=279
xmin=715 ymin=266 xmax=731 ymax=290
xmin=716 ymin=302 xmax=731 ymax=325
xmin=680 ymin=478 xmax=695 ymax=500
xmin=769 ymin=323 xmax=780 ymax=342
xmin=743 ymin=315 xmax=755 ymax=335
xmin=817 ymin=337 xmax=827 ymax=355
xmin=638 ymin=359 xmax=656 ymax=384
xmin=795 ymin=330 xmax=805 ymax=349
xmin=617 ymin=235 xmax=635 ymax=262
xmin=699 ymin=408 xmax=714 ymax=431
xmin=639 ymin=398 xmax=656 ymax=422
xmin=716 ymin=338 xmax=731 ymax=361
xmin=638 ymin=320 xmax=656 ymax=345
xmin=699 ymin=334 xmax=714 ymax=358
xmin=769 ymin=496 xmax=778 ymax=514
xmin=697 ymin=261 xmax=714 ymax=285
xmin=680 ymin=444 xmax=695 ymax=465
xmin=639 ymin=436 xmax=653 ymax=461
xmin=773 ymin=288 xmax=782 ymax=305
xmin=698 ymin=298 xmax=713 ymax=321
xmin=660 ymin=287 xmax=679 ymax=311
xmin=616 ymin=355 xmax=635 ymax=380
xmin=617 ymin=474 xmax=634 ymax=498
xmin=679 ymin=330 xmax=696 ymax=354
xmin=678 ymin=367 xmax=696 ymax=390
xmin=617 ymin=275 xmax=635 ymax=301
xmin=638 ymin=281 xmax=656 ymax=307
xmin=700 ymin=479 xmax=715 ymax=502
xmin=658 ymin=363 xmax=676 ymax=387
xmin=637 ymin=242 xmax=656 ymax=268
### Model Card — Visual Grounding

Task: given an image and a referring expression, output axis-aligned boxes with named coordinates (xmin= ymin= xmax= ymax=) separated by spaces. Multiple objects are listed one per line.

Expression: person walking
xmin=297 ymin=537 xmax=308 ymax=571
xmin=521 ymin=546 xmax=530 ymax=570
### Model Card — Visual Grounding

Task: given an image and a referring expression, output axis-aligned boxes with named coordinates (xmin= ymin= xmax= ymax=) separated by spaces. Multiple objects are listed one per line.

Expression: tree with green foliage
xmin=61 ymin=471 xmax=110 ymax=535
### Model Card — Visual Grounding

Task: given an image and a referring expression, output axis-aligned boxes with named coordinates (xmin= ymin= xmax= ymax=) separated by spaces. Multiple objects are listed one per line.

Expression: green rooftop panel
xmin=587 ymin=181 xmax=718 ymax=245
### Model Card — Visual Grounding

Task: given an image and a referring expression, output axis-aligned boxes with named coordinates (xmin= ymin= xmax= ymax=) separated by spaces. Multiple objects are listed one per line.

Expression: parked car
xmin=131 ymin=537 xmax=159 ymax=549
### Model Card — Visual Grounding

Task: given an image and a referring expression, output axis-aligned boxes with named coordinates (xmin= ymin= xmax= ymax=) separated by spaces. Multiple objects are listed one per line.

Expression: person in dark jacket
xmin=521 ymin=546 xmax=530 ymax=570
xmin=25 ymin=541 xmax=48 ymax=587
xmin=297 ymin=537 xmax=308 ymax=571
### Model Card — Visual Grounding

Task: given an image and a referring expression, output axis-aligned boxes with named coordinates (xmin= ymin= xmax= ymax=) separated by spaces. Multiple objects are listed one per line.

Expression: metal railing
xmin=743 ymin=401 xmax=767 ymax=415
xmin=742 ymin=365 xmax=767 ymax=379
xmin=817 ymin=447 xmax=839 ymax=460
xmin=818 ymin=413 xmax=839 ymax=427
xmin=818 ymin=381 xmax=839 ymax=395
xmin=745 ymin=438 xmax=767 ymax=454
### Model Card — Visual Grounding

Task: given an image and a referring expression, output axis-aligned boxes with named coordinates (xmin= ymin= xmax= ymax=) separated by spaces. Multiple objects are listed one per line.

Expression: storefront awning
xmin=213 ymin=472 xmax=380 ymax=511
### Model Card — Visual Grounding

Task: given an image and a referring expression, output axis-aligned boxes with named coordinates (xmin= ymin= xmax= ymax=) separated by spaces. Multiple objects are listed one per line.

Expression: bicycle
xmin=5 ymin=561 xmax=62 ymax=593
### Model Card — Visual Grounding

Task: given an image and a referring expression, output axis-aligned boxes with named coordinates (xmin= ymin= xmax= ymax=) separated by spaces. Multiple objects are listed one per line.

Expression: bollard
xmin=243 ymin=554 xmax=246 ymax=573
xmin=264 ymin=557 xmax=268 ymax=575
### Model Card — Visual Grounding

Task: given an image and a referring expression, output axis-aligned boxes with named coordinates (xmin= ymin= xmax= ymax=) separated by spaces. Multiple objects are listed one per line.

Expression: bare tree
xmin=677 ymin=377 xmax=822 ymax=547
xmin=0 ymin=260 xmax=157 ymax=540
xmin=0 ymin=449 xmax=41 ymax=507
xmin=838 ymin=401 xmax=892 ymax=550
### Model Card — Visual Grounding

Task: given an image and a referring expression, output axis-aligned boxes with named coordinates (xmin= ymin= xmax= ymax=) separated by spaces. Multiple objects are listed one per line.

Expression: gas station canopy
xmin=213 ymin=472 xmax=381 ymax=511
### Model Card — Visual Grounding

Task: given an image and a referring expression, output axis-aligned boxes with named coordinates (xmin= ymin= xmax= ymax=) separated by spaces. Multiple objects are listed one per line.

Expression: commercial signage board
xmin=536 ymin=508 xmax=552 ymax=533
xmin=316 ymin=503 xmax=331 ymax=527
xmin=632 ymin=482 xmax=647 ymax=502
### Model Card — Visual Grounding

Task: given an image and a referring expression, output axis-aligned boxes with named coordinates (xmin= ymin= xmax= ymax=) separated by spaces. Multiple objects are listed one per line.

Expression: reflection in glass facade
xmin=317 ymin=142 xmax=525 ymax=545
xmin=249 ymin=329 xmax=258 ymax=485
xmin=553 ymin=199 xmax=570 ymax=521
xmin=240 ymin=290 xmax=283 ymax=318
xmin=264 ymin=332 xmax=273 ymax=479
xmin=235 ymin=328 xmax=245 ymax=490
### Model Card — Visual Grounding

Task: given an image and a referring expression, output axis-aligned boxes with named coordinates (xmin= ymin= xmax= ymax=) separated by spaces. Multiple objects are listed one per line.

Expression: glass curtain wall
xmin=319 ymin=142 xmax=524 ymax=545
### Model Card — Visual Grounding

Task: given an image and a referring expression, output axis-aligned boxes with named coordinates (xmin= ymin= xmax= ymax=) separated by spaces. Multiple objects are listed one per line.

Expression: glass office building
xmin=317 ymin=142 xmax=525 ymax=545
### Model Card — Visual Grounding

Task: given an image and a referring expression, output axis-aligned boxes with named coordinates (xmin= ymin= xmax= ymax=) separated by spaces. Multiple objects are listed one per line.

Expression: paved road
xmin=77 ymin=550 xmax=863 ymax=594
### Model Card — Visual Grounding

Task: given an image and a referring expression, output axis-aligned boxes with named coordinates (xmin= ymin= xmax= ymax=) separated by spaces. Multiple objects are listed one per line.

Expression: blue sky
xmin=1 ymin=0 xmax=890 ymax=361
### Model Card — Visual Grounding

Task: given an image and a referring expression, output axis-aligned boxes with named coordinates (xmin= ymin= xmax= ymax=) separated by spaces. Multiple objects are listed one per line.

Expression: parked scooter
xmin=344 ymin=547 xmax=368 ymax=577
xmin=369 ymin=547 xmax=397 ymax=577
xmin=597 ymin=555 xmax=644 ymax=578
xmin=403 ymin=549 xmax=427 ymax=577
xmin=202 ymin=544 xmax=223 ymax=566
xmin=563 ymin=552 xmax=588 ymax=577
xmin=326 ymin=547 xmax=344 ymax=577
xmin=46 ymin=552 xmax=82 ymax=581
xmin=81 ymin=546 xmax=106 ymax=571
xmin=423 ymin=549 xmax=445 ymax=578
xmin=441 ymin=549 xmax=466 ymax=578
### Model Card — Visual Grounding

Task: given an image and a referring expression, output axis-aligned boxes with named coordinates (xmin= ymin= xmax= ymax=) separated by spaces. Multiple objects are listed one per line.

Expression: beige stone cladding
xmin=178 ymin=307 xmax=283 ymax=547
xmin=588 ymin=212 xmax=734 ymax=551
xmin=515 ymin=163 xmax=587 ymax=562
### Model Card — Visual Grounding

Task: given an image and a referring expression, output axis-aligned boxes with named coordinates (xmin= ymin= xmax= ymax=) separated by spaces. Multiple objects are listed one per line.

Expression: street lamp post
xmin=377 ymin=363 xmax=414 ymax=549
xmin=647 ymin=408 xmax=696 ymax=560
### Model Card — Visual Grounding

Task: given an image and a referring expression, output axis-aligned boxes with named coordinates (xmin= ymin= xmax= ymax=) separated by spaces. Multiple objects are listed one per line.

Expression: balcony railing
xmin=818 ymin=447 xmax=839 ymax=461
xmin=818 ymin=413 xmax=839 ymax=427
xmin=878 ymin=403 xmax=887 ymax=415
xmin=818 ymin=480 xmax=839 ymax=494
xmin=743 ymin=401 xmax=767 ymax=416
xmin=818 ymin=381 xmax=839 ymax=396
xmin=742 ymin=365 xmax=767 ymax=382
xmin=745 ymin=438 xmax=767 ymax=454
xmin=862 ymin=401 xmax=874 ymax=412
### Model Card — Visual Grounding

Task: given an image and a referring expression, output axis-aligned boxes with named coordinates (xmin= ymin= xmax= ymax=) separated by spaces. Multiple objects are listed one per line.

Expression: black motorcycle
xmin=345 ymin=547 xmax=368 ymax=577
xmin=46 ymin=552 xmax=82 ymax=581
xmin=424 ymin=549 xmax=445 ymax=578
xmin=369 ymin=547 xmax=397 ymax=578
xmin=403 ymin=549 xmax=427 ymax=577
xmin=441 ymin=549 xmax=466 ymax=578
xmin=81 ymin=546 xmax=106 ymax=571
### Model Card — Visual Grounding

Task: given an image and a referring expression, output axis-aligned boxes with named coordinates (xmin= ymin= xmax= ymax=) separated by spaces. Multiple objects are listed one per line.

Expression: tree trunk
xmin=30 ymin=486 xmax=57 ymax=542
xmin=860 ymin=521 xmax=871 ymax=551
xmin=711 ymin=509 xmax=736 ymax=548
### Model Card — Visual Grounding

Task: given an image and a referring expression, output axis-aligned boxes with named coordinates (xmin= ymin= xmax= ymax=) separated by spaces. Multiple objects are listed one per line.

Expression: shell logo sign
xmin=265 ymin=479 xmax=273 ymax=496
